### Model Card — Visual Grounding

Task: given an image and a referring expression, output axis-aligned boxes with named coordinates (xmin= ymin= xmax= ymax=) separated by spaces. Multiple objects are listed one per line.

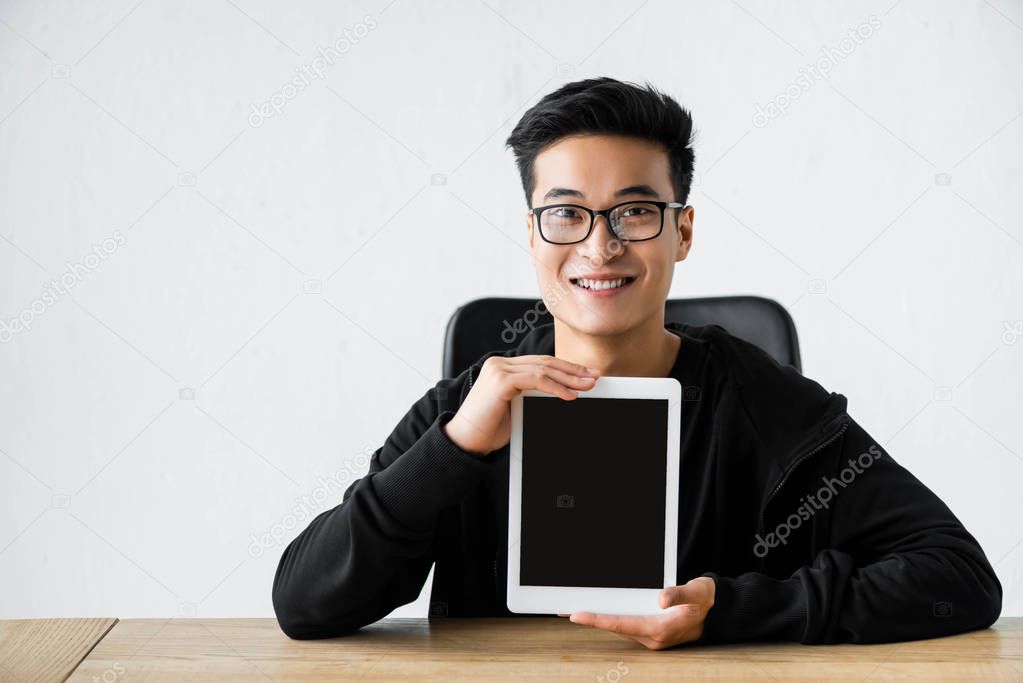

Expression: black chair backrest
xmin=442 ymin=295 xmax=801 ymax=379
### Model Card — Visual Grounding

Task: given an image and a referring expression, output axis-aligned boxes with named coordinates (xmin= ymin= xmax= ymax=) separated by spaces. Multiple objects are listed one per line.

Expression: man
xmin=272 ymin=77 xmax=1001 ymax=649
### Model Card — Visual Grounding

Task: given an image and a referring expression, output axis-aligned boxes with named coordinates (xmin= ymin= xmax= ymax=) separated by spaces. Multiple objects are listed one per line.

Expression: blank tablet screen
xmin=519 ymin=395 xmax=668 ymax=589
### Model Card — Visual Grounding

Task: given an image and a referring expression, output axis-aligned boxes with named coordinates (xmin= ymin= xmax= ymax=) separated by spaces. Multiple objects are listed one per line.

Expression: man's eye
xmin=622 ymin=206 xmax=651 ymax=217
xmin=552 ymin=208 xmax=581 ymax=219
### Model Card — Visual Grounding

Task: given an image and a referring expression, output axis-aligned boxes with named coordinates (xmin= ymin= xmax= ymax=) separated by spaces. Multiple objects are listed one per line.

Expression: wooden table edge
xmin=64 ymin=618 xmax=119 ymax=682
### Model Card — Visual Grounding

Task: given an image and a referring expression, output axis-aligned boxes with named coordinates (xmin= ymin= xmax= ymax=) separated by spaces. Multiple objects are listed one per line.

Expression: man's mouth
xmin=570 ymin=276 xmax=636 ymax=291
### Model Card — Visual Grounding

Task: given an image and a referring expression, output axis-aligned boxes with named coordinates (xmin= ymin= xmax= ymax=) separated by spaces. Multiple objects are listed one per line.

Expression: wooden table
xmin=2 ymin=616 xmax=1018 ymax=681
xmin=0 ymin=618 xmax=117 ymax=683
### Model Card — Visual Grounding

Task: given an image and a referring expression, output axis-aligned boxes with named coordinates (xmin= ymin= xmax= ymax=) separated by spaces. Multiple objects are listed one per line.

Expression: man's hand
xmin=444 ymin=355 xmax=599 ymax=456
xmin=560 ymin=577 xmax=715 ymax=650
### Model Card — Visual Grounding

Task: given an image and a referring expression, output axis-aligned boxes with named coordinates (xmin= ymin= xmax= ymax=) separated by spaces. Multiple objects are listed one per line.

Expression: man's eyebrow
xmin=541 ymin=184 xmax=661 ymax=202
xmin=542 ymin=187 xmax=583 ymax=201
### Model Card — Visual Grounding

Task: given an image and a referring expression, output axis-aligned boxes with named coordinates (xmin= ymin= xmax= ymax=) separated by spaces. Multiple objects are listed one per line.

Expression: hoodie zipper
xmin=756 ymin=418 xmax=851 ymax=549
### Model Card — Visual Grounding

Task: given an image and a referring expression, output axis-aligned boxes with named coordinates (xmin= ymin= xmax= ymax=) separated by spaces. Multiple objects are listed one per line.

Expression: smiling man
xmin=272 ymin=77 xmax=1001 ymax=648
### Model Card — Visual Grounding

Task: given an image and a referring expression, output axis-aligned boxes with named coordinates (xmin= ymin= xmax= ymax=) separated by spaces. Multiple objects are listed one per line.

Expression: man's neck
xmin=553 ymin=315 xmax=681 ymax=378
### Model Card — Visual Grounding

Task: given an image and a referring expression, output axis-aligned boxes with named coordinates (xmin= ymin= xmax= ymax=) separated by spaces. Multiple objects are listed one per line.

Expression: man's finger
xmin=660 ymin=584 xmax=695 ymax=608
xmin=660 ymin=578 xmax=712 ymax=608
xmin=570 ymin=612 xmax=653 ymax=637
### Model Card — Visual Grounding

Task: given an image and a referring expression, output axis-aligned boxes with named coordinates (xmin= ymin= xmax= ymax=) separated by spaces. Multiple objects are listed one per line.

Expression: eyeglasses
xmin=531 ymin=200 xmax=685 ymax=245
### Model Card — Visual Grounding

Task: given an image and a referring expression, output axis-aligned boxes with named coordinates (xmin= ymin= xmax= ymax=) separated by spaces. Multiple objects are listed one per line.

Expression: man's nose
xmin=576 ymin=214 xmax=622 ymax=268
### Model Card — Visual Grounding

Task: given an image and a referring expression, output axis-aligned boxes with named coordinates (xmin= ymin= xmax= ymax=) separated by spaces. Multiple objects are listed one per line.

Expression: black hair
xmin=505 ymin=77 xmax=696 ymax=208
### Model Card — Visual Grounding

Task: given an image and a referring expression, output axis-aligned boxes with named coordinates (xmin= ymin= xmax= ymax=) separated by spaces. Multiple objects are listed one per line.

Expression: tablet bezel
xmin=507 ymin=376 xmax=681 ymax=616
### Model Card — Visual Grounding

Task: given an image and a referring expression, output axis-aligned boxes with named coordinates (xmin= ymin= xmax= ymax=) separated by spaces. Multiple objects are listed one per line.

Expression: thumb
xmin=659 ymin=580 xmax=703 ymax=608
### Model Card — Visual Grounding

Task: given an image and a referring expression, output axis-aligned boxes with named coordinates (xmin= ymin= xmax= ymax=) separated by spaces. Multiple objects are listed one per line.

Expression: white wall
xmin=1 ymin=0 xmax=1021 ymax=621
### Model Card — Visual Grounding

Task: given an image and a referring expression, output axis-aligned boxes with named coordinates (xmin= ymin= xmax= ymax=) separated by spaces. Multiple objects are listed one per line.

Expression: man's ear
xmin=675 ymin=205 xmax=694 ymax=262
xmin=526 ymin=211 xmax=534 ymax=250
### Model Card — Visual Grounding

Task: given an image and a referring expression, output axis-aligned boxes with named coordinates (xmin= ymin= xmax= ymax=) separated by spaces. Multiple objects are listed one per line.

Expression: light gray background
xmin=1 ymin=0 xmax=1021 ymax=621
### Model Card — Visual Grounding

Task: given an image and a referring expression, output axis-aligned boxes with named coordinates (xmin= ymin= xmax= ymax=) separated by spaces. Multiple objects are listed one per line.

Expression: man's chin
xmin=556 ymin=309 xmax=637 ymax=338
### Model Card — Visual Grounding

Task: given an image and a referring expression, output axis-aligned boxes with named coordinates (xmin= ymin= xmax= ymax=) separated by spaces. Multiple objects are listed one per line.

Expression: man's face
xmin=527 ymin=134 xmax=694 ymax=337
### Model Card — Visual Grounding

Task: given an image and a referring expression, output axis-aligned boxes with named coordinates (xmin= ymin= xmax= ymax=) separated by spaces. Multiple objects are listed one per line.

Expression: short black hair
xmin=505 ymin=77 xmax=696 ymax=208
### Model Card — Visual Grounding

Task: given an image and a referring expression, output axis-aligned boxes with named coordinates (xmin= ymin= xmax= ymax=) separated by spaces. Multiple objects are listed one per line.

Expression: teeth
xmin=575 ymin=278 xmax=628 ymax=290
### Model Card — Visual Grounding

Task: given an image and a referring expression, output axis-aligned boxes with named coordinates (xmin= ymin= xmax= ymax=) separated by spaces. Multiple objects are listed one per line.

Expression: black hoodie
xmin=272 ymin=321 xmax=1002 ymax=643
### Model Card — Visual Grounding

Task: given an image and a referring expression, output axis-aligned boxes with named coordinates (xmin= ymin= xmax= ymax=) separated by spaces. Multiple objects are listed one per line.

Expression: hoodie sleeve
xmin=272 ymin=373 xmax=496 ymax=639
xmin=700 ymin=416 xmax=1002 ymax=644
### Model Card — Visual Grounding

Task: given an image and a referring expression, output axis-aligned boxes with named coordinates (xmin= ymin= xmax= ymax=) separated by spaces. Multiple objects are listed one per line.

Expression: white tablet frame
xmin=507 ymin=376 xmax=681 ymax=616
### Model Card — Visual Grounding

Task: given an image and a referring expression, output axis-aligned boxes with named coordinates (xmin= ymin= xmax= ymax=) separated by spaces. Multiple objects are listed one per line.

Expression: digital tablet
xmin=507 ymin=376 xmax=681 ymax=616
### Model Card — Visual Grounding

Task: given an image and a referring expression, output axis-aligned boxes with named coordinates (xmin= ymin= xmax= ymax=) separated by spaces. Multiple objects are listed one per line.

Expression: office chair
xmin=442 ymin=296 xmax=801 ymax=379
